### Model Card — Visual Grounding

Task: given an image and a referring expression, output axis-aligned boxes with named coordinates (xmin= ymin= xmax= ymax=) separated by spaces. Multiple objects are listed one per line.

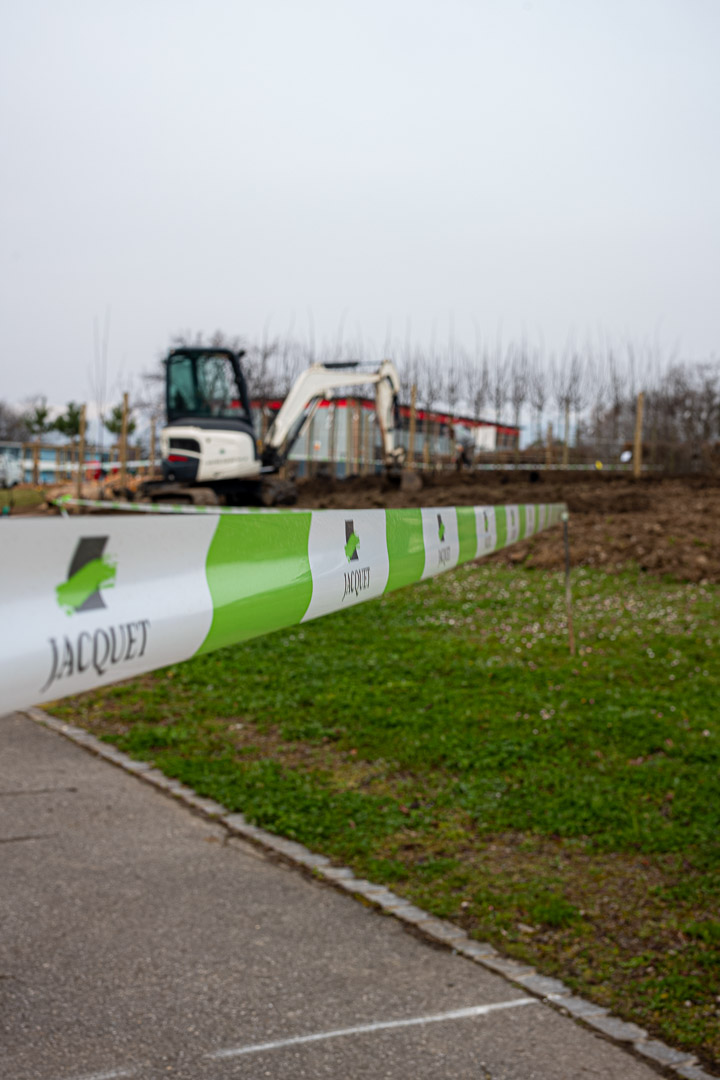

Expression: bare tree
xmin=90 ymin=309 xmax=111 ymax=455
xmin=244 ymin=323 xmax=279 ymax=402
xmin=607 ymin=349 xmax=626 ymax=449
xmin=491 ymin=343 xmax=510 ymax=424
xmin=0 ymin=401 xmax=31 ymax=442
xmin=396 ymin=323 xmax=418 ymax=409
xmin=566 ymin=351 xmax=587 ymax=453
xmin=467 ymin=344 xmax=490 ymax=423
xmin=528 ymin=351 xmax=547 ymax=444
xmin=416 ymin=339 xmax=444 ymax=462
xmin=696 ymin=361 xmax=720 ymax=444
xmin=551 ymin=351 xmax=576 ymax=463
xmin=509 ymin=345 xmax=529 ymax=457
xmin=332 ymin=311 xmax=348 ymax=364
xmin=444 ymin=337 xmax=462 ymax=422
xmin=276 ymin=334 xmax=303 ymax=398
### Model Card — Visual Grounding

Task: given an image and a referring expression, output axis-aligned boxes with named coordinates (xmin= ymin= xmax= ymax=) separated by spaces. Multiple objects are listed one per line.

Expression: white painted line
xmin=56 ymin=1070 xmax=135 ymax=1080
xmin=208 ymin=998 xmax=538 ymax=1059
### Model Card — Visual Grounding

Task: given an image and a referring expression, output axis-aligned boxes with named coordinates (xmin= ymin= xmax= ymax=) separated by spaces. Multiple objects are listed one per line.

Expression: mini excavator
xmin=144 ymin=348 xmax=405 ymax=505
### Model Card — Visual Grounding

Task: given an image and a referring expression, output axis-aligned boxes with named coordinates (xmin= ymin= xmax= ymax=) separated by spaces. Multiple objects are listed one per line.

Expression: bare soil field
xmin=295 ymin=470 xmax=720 ymax=583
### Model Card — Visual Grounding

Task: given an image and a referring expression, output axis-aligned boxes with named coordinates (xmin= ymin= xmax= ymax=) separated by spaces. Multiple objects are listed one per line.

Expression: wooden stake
xmin=562 ymin=512 xmax=576 ymax=656
xmin=150 ymin=419 xmax=156 ymax=479
xmin=32 ymin=443 xmax=40 ymax=486
xmin=76 ymin=404 xmax=86 ymax=502
xmin=408 ymin=383 xmax=417 ymax=468
xmin=423 ymin=409 xmax=431 ymax=470
xmin=306 ymin=414 xmax=315 ymax=478
xmin=328 ymin=402 xmax=336 ymax=476
xmin=357 ymin=406 xmax=364 ymax=475
xmin=353 ymin=400 xmax=360 ymax=473
xmin=424 ymin=407 xmax=431 ymax=470
xmin=562 ymin=401 xmax=570 ymax=467
xmin=633 ymin=391 xmax=644 ymax=479
xmin=345 ymin=398 xmax=353 ymax=476
xmin=364 ymin=409 xmax=372 ymax=475
xmin=120 ymin=392 xmax=129 ymax=488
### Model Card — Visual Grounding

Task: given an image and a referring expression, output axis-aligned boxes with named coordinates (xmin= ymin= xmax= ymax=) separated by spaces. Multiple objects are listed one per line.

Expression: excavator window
xmin=167 ymin=356 xmax=196 ymax=419
xmin=167 ymin=351 xmax=252 ymax=423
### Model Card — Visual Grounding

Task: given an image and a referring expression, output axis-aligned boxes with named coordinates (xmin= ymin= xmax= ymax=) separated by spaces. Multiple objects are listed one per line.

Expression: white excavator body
xmin=161 ymin=425 xmax=262 ymax=484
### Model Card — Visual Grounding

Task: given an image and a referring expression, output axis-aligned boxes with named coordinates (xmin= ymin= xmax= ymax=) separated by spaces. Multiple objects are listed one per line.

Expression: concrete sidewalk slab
xmin=1 ymin=713 xmax=668 ymax=1079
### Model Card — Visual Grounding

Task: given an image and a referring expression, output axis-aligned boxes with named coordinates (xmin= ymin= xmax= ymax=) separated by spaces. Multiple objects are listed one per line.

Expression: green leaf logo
xmin=437 ymin=514 xmax=446 ymax=541
xmin=56 ymin=554 xmax=116 ymax=615
xmin=345 ymin=531 xmax=360 ymax=561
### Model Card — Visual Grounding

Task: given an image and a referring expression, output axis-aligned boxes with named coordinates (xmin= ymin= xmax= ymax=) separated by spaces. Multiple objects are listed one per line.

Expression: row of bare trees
xmin=583 ymin=359 xmax=720 ymax=470
xmin=3 ymin=328 xmax=719 ymax=472
xmin=200 ymin=331 xmax=720 ymax=468
xmin=153 ymin=330 xmax=651 ymax=428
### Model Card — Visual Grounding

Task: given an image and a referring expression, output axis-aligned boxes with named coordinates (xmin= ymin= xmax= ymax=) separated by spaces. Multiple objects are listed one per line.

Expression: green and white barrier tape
xmin=1 ymin=503 xmax=565 ymax=714
xmin=53 ymin=496 xmax=308 ymax=515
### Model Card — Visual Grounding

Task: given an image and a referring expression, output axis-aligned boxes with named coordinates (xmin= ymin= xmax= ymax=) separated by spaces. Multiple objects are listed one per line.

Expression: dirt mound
xmin=564 ymin=489 xmax=651 ymax=514
xmin=295 ymin=471 xmax=720 ymax=583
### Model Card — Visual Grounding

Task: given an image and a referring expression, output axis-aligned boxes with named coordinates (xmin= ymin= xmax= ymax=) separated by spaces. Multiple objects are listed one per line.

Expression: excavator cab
xmin=165 ymin=348 xmax=254 ymax=428
xmin=160 ymin=348 xmax=260 ymax=492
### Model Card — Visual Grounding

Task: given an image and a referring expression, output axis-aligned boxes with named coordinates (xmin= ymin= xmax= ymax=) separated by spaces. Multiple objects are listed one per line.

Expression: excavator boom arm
xmin=262 ymin=361 xmax=403 ymax=469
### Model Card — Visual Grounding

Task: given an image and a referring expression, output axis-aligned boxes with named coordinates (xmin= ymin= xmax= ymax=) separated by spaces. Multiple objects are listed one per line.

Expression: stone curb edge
xmin=24 ymin=707 xmax=716 ymax=1080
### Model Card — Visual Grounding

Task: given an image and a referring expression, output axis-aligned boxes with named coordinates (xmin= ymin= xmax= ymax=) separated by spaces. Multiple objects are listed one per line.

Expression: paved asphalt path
xmin=1 ymin=712 xmax=662 ymax=1080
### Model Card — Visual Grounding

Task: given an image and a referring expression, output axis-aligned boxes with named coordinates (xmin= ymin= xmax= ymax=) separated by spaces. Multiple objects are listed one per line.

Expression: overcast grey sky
xmin=1 ymin=0 xmax=719 ymax=408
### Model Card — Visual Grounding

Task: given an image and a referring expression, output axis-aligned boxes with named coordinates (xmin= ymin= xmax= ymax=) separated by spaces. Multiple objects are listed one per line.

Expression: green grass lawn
xmin=0 ymin=487 xmax=45 ymax=511
xmin=52 ymin=563 xmax=720 ymax=1069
